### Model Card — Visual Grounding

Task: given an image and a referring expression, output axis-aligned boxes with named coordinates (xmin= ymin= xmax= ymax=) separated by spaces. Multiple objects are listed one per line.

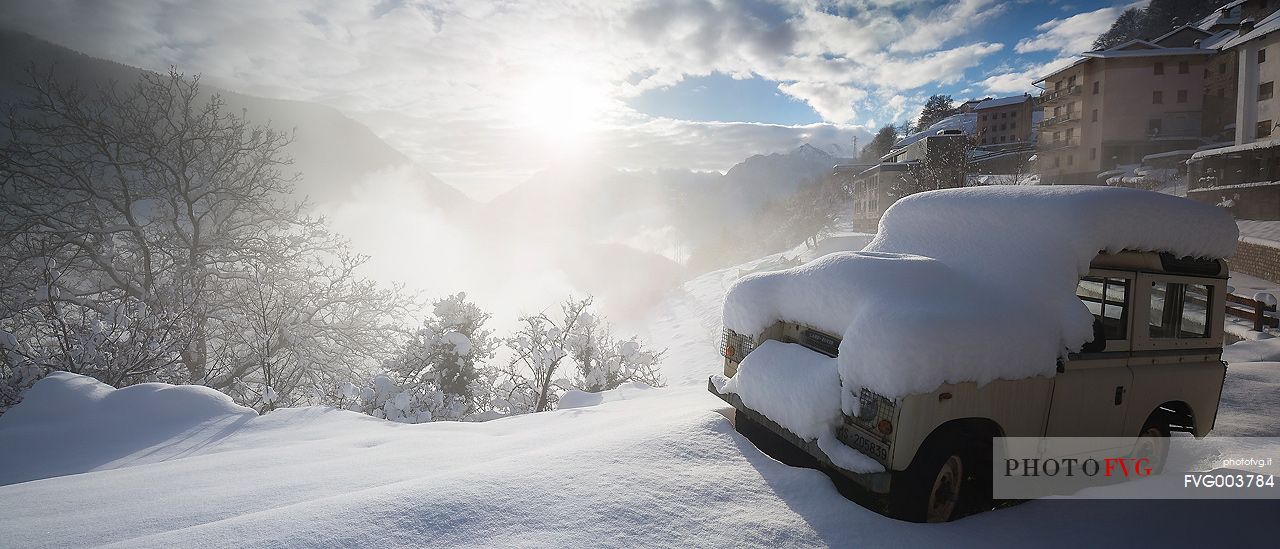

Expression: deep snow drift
xmin=723 ymin=186 xmax=1238 ymax=399
xmin=1 ymin=370 xmax=1276 ymax=548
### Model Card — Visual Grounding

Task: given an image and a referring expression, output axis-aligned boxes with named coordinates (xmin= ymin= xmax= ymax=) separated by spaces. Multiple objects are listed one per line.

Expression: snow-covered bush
xmin=383 ymin=293 xmax=498 ymax=420
xmin=494 ymin=296 xmax=665 ymax=414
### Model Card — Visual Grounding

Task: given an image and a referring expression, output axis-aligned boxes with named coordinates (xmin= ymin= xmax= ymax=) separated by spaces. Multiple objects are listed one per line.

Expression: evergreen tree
xmin=1093 ymin=0 xmax=1228 ymax=50
xmin=914 ymin=95 xmax=959 ymax=133
xmin=859 ymin=124 xmax=900 ymax=162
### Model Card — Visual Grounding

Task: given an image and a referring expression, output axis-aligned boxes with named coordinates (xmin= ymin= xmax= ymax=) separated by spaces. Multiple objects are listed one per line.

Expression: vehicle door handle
xmin=1114 ymin=386 xmax=1125 ymax=405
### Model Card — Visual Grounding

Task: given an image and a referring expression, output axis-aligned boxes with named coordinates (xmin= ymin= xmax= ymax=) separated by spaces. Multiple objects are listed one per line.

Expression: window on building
xmin=1258 ymin=120 xmax=1273 ymax=138
xmin=1149 ymin=119 xmax=1163 ymax=134
xmin=1149 ymin=281 xmax=1212 ymax=339
xmin=1153 ymin=90 xmax=1163 ymax=104
xmin=1068 ymin=75 xmax=1077 ymax=87
xmin=1179 ymin=60 xmax=1189 ymax=74
xmin=1000 ymin=135 xmax=1007 ymax=143
xmin=1002 ymin=112 xmax=1008 ymax=118
xmin=1067 ymin=154 xmax=1074 ymax=166
xmin=1012 ymin=111 xmax=1018 ymax=117
xmin=1054 ymin=156 xmax=1061 ymax=167
xmin=981 ymin=115 xmax=987 ymax=121
xmin=1261 ymin=81 xmax=1275 ymax=101
xmin=1154 ymin=62 xmax=1164 ymax=75
xmin=1000 ymin=123 xmax=1007 ymax=131
xmin=1090 ymin=148 xmax=1097 ymax=160
xmin=1092 ymin=109 xmax=1098 ymax=122
xmin=1054 ymin=131 xmax=1062 ymax=142
xmin=1011 ymin=121 xmax=1017 ymax=129
xmin=1177 ymin=89 xmax=1188 ymax=103
xmin=1093 ymin=81 xmax=1100 ymax=94
xmin=1261 ymin=48 xmax=1268 ymax=63
xmin=1066 ymin=128 xmax=1075 ymax=140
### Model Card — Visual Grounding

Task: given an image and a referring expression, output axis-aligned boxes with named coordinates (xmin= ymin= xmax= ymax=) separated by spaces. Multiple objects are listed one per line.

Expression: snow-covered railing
xmin=1226 ymin=293 xmax=1279 ymax=332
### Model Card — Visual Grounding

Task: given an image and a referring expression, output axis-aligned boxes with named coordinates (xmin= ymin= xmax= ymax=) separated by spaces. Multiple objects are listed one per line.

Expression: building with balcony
xmin=1035 ymin=34 xmax=1223 ymax=184
xmin=973 ymin=94 xmax=1037 ymax=145
xmin=1189 ymin=10 xmax=1280 ymax=219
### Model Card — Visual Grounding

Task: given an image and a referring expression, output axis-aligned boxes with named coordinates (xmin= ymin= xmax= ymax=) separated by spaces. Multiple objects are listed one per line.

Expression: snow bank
xmin=722 ymin=341 xmax=842 ymax=441
xmin=558 ymin=381 xmax=654 ymax=409
xmin=0 ymin=373 xmax=256 ymax=485
xmin=724 ymin=186 xmax=1238 ymax=400
xmin=0 ymin=337 xmax=1276 ymax=547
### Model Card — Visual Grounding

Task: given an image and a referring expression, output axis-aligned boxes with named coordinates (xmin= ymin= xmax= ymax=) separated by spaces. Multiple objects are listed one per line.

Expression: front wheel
xmin=888 ymin=431 xmax=972 ymax=523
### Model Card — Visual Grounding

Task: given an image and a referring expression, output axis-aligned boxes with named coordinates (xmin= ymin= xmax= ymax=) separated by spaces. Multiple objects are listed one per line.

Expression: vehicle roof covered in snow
xmin=723 ymin=186 xmax=1237 ymax=398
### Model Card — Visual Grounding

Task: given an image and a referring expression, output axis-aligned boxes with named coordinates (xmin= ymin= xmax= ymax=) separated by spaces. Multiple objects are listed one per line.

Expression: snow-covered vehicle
xmin=709 ymin=186 xmax=1239 ymax=522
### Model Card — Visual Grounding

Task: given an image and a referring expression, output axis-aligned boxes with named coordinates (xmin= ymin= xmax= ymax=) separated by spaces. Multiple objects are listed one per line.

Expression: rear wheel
xmin=1133 ymin=422 xmax=1170 ymax=474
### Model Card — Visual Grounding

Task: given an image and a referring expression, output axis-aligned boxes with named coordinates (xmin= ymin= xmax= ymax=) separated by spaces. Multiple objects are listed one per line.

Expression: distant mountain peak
xmin=792 ymin=142 xmax=831 ymax=157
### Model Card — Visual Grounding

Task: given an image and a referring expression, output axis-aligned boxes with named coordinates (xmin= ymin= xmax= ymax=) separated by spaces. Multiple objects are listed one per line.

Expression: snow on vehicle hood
xmin=723 ymin=186 xmax=1238 ymax=402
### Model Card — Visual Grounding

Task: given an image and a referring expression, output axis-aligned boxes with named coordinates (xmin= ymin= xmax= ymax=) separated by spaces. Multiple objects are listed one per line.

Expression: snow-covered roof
xmin=1142 ymin=149 xmax=1199 ymax=162
xmin=1215 ymin=9 xmax=1280 ymax=51
xmin=1082 ymin=46 xmax=1215 ymax=58
xmin=1190 ymin=138 xmax=1280 ymax=160
xmin=1152 ymin=25 xmax=1214 ymax=44
xmin=1189 ymin=180 xmax=1280 ymax=193
xmin=973 ymin=95 xmax=1030 ymax=111
xmin=722 ymin=186 xmax=1237 ymax=398
xmin=1196 ymin=0 xmax=1246 ymax=29
xmin=888 ymin=112 xmax=975 ymax=153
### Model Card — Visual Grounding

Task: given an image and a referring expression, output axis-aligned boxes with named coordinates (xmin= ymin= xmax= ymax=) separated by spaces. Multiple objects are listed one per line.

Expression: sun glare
xmin=510 ymin=62 xmax=612 ymax=155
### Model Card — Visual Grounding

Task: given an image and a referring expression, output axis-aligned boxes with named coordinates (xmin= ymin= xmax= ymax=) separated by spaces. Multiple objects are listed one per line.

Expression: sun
xmin=509 ymin=61 xmax=612 ymax=154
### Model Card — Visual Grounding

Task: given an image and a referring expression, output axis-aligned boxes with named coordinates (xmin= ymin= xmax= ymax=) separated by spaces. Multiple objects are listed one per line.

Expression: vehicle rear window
xmin=1149 ymin=282 xmax=1212 ymax=339
xmin=1077 ymin=277 xmax=1128 ymax=340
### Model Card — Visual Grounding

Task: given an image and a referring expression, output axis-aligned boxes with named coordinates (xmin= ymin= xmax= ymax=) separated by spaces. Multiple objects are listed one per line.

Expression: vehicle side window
xmin=1149 ymin=281 xmax=1212 ymax=339
xmin=1077 ymin=277 xmax=1128 ymax=340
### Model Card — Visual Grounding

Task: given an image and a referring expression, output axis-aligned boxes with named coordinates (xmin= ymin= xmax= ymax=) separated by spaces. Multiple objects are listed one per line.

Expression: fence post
xmin=1256 ymin=299 xmax=1266 ymax=332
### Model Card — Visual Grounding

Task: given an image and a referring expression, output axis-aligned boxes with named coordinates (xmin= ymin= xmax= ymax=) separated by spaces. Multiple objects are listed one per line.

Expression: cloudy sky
xmin=2 ymin=0 xmax=1135 ymax=200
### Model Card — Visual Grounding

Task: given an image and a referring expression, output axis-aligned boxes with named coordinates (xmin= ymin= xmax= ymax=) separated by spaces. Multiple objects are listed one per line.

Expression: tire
xmin=888 ymin=430 xmax=970 ymax=523
xmin=1133 ymin=421 xmax=1171 ymax=475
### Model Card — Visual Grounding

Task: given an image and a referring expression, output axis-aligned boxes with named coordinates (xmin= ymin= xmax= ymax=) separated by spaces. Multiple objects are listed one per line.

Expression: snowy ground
xmin=2 ymin=228 xmax=1279 ymax=547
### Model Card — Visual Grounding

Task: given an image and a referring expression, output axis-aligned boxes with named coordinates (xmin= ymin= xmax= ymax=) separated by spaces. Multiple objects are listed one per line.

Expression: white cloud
xmin=876 ymin=42 xmax=1006 ymax=90
xmin=890 ymin=0 xmax=1008 ymax=53
xmin=1014 ymin=5 xmax=1128 ymax=56
xmin=776 ymin=82 xmax=868 ymax=124
xmin=979 ymin=57 xmax=1079 ymax=94
xmin=0 ymin=0 xmax=1044 ymax=195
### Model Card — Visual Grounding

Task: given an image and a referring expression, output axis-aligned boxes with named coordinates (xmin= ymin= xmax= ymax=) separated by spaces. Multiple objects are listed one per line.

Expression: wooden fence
xmin=1226 ymin=293 xmax=1279 ymax=331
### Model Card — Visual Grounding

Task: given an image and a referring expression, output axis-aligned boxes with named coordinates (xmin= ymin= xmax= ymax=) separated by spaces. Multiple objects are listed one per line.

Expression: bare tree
xmin=893 ymin=135 xmax=977 ymax=197
xmin=0 ymin=66 xmax=409 ymax=410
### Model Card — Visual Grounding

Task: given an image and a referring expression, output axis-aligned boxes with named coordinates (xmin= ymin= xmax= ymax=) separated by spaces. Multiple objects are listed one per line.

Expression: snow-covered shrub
xmin=384 ymin=293 xmax=498 ymax=420
xmin=494 ymin=296 xmax=665 ymax=414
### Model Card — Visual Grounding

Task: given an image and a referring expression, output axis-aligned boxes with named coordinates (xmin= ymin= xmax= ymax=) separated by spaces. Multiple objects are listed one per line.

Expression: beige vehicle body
xmin=718 ymin=251 xmax=1228 ymax=481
